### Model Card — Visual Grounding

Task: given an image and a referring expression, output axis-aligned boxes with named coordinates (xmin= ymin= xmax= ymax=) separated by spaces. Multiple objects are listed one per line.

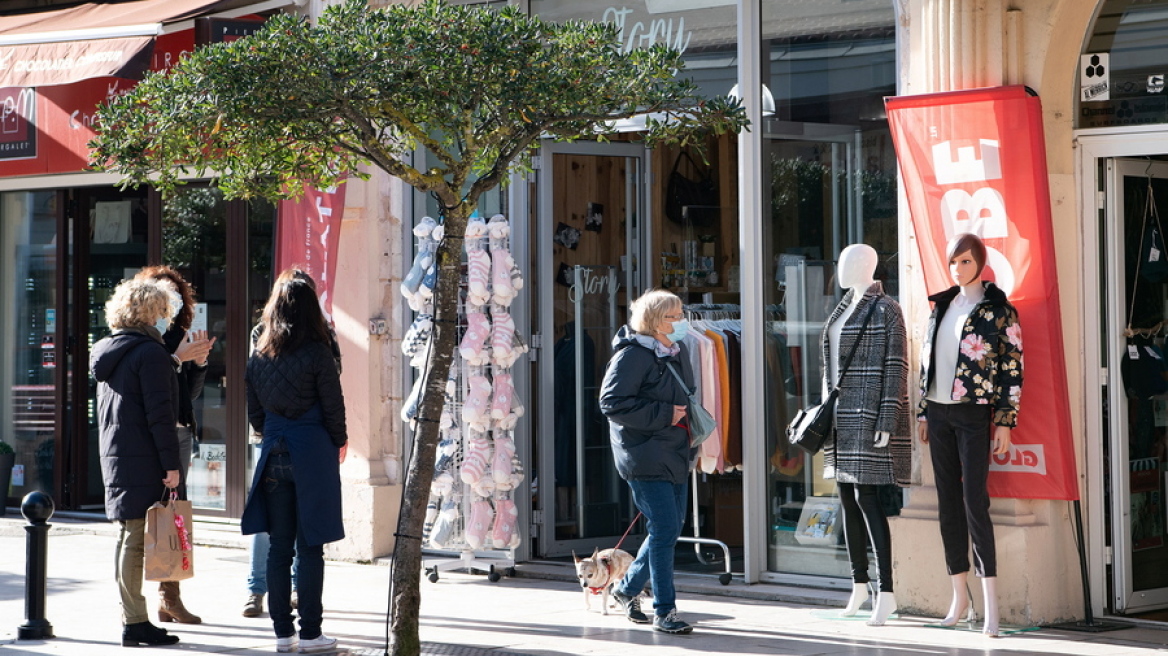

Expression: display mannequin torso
xmin=825 ymin=244 xmax=889 ymax=447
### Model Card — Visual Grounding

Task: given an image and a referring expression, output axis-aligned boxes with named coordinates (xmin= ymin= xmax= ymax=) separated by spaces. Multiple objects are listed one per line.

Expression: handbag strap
xmin=831 ymin=296 xmax=881 ymax=391
xmin=665 ymin=361 xmax=694 ymax=397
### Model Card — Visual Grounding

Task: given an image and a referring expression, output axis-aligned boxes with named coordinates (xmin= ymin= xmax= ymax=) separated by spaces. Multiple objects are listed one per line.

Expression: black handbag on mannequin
xmin=786 ymin=299 xmax=880 ymax=454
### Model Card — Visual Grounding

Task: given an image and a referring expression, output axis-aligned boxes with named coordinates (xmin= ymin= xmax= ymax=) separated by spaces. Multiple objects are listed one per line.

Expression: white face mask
xmin=153 ymin=316 xmax=171 ymax=335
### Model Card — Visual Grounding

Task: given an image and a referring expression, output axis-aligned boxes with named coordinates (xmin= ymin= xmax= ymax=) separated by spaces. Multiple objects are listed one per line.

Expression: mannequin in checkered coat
xmin=819 ymin=244 xmax=910 ymax=627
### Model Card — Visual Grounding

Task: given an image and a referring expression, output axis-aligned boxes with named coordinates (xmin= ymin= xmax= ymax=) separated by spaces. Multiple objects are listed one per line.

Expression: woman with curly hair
xmin=90 ymin=277 xmax=184 ymax=647
xmin=133 ymin=266 xmax=214 ymax=624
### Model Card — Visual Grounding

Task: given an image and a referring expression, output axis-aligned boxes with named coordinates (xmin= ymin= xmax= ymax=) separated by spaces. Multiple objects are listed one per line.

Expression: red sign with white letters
xmin=0 ymin=28 xmax=196 ymax=176
xmin=276 ymin=182 xmax=347 ymax=320
xmin=887 ymin=85 xmax=1079 ymax=500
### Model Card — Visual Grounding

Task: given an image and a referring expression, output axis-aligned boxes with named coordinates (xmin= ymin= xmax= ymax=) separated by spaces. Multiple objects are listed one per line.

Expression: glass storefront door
xmin=0 ymin=191 xmax=61 ymax=505
xmin=77 ymin=186 xmax=151 ymax=507
xmin=762 ymin=130 xmax=858 ymax=578
xmin=1105 ymin=158 xmax=1168 ymax=613
xmin=536 ymin=141 xmax=648 ymax=557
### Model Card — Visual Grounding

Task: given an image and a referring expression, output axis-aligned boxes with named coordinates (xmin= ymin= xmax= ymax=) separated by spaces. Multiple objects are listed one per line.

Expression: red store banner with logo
xmin=886 ymin=85 xmax=1079 ymax=501
xmin=276 ymin=182 xmax=347 ymax=320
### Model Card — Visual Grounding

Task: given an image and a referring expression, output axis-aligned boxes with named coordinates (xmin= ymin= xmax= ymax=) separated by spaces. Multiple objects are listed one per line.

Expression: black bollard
xmin=17 ymin=491 xmax=54 ymax=640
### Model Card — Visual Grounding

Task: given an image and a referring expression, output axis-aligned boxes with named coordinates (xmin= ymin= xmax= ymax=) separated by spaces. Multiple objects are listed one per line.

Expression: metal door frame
xmin=1105 ymin=157 xmax=1168 ymax=613
xmin=535 ymin=140 xmax=648 ymax=557
xmin=1079 ymin=127 xmax=1168 ymax=618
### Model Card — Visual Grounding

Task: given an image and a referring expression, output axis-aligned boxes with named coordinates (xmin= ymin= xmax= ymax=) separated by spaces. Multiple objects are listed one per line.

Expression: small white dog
xmin=573 ymin=547 xmax=634 ymax=615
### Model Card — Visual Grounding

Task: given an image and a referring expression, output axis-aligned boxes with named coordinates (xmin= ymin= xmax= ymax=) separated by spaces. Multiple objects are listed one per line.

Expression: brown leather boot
xmin=158 ymin=580 xmax=202 ymax=624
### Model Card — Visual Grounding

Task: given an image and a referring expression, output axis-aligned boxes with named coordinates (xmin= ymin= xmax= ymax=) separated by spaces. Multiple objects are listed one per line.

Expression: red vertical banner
xmin=886 ymin=85 xmax=1079 ymax=500
xmin=276 ymin=181 xmax=347 ymax=320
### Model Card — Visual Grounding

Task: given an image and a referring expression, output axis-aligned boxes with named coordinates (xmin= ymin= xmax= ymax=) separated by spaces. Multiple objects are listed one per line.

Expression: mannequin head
xmin=945 ymin=233 xmax=987 ymax=287
xmin=837 ymin=243 xmax=878 ymax=290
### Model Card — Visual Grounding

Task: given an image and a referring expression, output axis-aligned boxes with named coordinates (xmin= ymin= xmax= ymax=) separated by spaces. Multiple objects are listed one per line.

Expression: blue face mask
xmin=665 ymin=318 xmax=690 ymax=343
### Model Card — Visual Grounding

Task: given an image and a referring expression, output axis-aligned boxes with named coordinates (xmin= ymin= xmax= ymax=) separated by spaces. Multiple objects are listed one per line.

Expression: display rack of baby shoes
xmin=419 ymin=214 xmax=527 ymax=584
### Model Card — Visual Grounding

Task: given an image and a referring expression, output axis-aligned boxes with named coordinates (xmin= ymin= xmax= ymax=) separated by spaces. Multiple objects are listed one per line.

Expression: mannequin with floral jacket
xmin=917 ymin=233 xmax=1023 ymax=638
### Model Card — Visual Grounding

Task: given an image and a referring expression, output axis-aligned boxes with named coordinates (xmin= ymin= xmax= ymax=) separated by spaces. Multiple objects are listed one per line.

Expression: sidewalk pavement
xmin=1 ymin=514 xmax=1167 ymax=655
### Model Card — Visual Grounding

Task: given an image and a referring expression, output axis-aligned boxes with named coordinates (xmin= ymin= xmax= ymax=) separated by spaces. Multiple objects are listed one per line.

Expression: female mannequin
xmin=820 ymin=244 xmax=910 ymax=626
xmin=918 ymin=233 xmax=1023 ymax=637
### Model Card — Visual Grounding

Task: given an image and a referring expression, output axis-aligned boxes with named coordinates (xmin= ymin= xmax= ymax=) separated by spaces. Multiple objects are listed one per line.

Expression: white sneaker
xmin=298 ymin=633 xmax=337 ymax=653
xmin=276 ymin=635 xmax=297 ymax=653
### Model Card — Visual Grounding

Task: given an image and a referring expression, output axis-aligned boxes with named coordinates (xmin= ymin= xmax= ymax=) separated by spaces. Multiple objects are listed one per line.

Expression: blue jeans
xmin=262 ymin=452 xmax=325 ymax=640
xmin=616 ymin=479 xmax=688 ymax=617
xmin=248 ymin=532 xmax=300 ymax=595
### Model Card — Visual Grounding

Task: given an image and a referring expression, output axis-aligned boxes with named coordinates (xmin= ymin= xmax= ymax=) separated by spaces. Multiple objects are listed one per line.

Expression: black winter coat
xmin=246 ymin=340 xmax=347 ymax=447
xmin=162 ymin=326 xmax=208 ymax=431
xmin=90 ymin=329 xmax=181 ymax=520
xmin=599 ymin=326 xmax=696 ymax=485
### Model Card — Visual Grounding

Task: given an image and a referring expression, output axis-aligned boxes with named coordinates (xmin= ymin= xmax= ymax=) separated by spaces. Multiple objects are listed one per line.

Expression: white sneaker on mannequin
xmin=981 ymin=576 xmax=1000 ymax=637
xmin=867 ymin=592 xmax=897 ymax=626
xmin=840 ymin=582 xmax=869 ymax=617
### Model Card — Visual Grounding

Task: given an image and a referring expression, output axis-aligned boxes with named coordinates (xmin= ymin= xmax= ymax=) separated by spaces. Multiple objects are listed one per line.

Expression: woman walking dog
xmin=599 ymin=289 xmax=697 ymax=635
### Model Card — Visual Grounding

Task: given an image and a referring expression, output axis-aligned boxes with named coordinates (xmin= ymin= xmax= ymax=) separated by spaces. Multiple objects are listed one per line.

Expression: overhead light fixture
xmin=729 ymin=83 xmax=776 ymax=117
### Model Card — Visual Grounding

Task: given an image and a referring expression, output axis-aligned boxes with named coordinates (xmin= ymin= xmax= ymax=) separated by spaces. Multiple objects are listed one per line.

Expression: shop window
xmin=0 ymin=192 xmax=58 ymax=502
xmin=1081 ymin=0 xmax=1168 ymax=128
xmin=760 ymin=0 xmax=897 ymax=579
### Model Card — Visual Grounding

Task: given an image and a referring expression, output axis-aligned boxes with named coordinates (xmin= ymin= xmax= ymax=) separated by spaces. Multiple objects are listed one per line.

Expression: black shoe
xmin=611 ymin=590 xmax=650 ymax=624
xmin=122 ymin=621 xmax=180 ymax=647
xmin=653 ymin=610 xmax=693 ymax=634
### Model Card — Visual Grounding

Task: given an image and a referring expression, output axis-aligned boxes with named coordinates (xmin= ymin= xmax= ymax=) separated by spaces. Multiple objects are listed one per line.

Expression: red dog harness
xmin=587 ymin=560 xmax=614 ymax=595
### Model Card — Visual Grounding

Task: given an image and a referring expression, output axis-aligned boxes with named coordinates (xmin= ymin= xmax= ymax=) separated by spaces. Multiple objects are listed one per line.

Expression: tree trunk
xmin=389 ymin=204 xmax=470 ymax=656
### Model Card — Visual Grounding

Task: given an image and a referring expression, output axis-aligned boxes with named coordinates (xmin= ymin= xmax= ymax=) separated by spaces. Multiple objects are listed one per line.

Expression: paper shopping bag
xmin=144 ymin=490 xmax=195 ymax=582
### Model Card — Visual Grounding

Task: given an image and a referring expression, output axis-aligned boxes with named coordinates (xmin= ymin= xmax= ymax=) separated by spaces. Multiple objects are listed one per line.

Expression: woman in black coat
xmin=90 ymin=278 xmax=184 ymax=648
xmin=240 ymin=270 xmax=347 ymax=654
xmin=599 ymin=289 xmax=697 ymax=635
xmin=134 ymin=265 xmax=215 ymax=625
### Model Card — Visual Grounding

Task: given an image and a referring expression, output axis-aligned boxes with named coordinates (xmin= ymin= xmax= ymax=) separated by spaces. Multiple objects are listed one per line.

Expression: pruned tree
xmin=90 ymin=1 xmax=746 ymax=654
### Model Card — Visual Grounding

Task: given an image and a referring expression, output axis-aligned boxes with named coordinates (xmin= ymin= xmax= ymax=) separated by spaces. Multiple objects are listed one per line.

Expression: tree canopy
xmin=91 ymin=0 xmax=746 ymax=210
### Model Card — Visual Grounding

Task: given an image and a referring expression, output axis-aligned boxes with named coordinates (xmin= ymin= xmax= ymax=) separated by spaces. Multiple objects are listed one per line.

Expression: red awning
xmin=0 ymin=0 xmax=284 ymax=87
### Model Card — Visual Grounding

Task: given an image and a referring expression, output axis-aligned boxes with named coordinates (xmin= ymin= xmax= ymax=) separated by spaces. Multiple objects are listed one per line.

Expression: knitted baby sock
xmin=422 ymin=497 xmax=439 ymax=543
xmin=459 ymin=430 xmax=492 ymax=486
xmin=401 ymin=216 xmax=437 ymax=296
xmin=464 ymin=499 xmax=495 ymax=550
xmin=492 ymin=434 xmax=516 ymax=490
xmin=487 ymin=214 xmax=509 ymax=241
xmin=429 ymin=498 xmax=460 ymax=549
xmin=433 ymin=436 xmax=457 ymax=476
xmin=461 ymin=374 xmax=493 ymax=431
xmin=459 ymin=311 xmax=492 ymax=365
xmin=491 ymin=246 xmax=517 ymax=307
xmin=490 ymin=372 xmax=514 ymax=421
xmin=466 ymin=249 xmax=492 ymax=307
xmin=430 ymin=470 xmax=454 ymax=498
xmin=400 ymin=375 xmax=423 ymax=423
xmin=471 ymin=474 xmax=496 ymax=499
xmin=402 ymin=313 xmax=433 ymax=357
xmin=490 ymin=310 xmax=516 ymax=368
xmin=491 ymin=498 xmax=520 ymax=549
xmin=507 ymin=459 xmax=526 ymax=492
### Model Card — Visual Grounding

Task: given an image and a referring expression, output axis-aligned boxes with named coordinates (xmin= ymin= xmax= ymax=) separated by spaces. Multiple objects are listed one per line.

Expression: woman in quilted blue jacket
xmin=917 ymin=233 xmax=1023 ymax=637
xmin=241 ymin=270 xmax=347 ymax=654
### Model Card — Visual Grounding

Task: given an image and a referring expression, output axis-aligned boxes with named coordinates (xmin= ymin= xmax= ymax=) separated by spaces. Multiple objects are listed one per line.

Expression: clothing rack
xmin=676 ymin=304 xmax=739 ymax=585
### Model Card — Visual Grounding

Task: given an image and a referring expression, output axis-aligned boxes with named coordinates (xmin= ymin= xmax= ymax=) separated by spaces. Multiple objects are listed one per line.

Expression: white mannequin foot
xmin=866 ymin=592 xmax=897 ymax=626
xmin=982 ymin=576 xmax=1000 ymax=637
xmin=939 ymin=572 xmax=970 ymax=626
xmin=841 ymin=582 xmax=869 ymax=617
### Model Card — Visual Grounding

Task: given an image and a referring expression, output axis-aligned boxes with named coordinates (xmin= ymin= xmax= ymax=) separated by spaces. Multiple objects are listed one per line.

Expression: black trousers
xmin=839 ymin=482 xmax=893 ymax=592
xmin=926 ymin=401 xmax=997 ymax=578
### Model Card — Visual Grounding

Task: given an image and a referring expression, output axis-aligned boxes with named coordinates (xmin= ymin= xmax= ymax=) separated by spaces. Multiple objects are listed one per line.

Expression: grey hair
xmin=629 ymin=289 xmax=682 ymax=335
